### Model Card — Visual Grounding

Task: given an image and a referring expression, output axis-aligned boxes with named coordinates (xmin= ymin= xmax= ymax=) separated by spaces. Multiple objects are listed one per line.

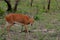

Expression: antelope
xmin=5 ymin=13 xmax=34 ymax=33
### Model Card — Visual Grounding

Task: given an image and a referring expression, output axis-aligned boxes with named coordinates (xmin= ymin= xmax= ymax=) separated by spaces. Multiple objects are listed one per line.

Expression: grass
xmin=0 ymin=0 xmax=60 ymax=40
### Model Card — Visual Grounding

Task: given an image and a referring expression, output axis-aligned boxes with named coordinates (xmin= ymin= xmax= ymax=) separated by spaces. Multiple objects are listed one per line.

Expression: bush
xmin=0 ymin=8 xmax=5 ymax=18
xmin=34 ymin=14 xmax=40 ymax=21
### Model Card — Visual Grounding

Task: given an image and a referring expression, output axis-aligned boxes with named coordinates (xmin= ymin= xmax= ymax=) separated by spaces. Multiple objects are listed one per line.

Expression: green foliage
xmin=34 ymin=14 xmax=40 ymax=20
xmin=0 ymin=7 xmax=5 ymax=18
xmin=0 ymin=0 xmax=60 ymax=40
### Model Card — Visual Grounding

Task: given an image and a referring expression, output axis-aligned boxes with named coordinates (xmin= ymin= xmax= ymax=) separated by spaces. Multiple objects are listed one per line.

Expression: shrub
xmin=0 ymin=8 xmax=4 ymax=18
xmin=34 ymin=14 xmax=40 ymax=21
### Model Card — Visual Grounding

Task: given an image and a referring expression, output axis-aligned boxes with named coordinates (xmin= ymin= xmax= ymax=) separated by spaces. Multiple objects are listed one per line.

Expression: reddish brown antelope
xmin=5 ymin=13 xmax=34 ymax=33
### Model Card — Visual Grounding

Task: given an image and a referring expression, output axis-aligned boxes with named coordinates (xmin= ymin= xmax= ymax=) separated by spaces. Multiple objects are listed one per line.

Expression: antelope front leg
xmin=24 ymin=25 xmax=28 ymax=33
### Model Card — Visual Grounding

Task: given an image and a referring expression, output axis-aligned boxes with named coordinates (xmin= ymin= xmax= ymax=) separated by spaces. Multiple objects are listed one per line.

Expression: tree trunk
xmin=4 ymin=0 xmax=12 ymax=11
xmin=13 ymin=0 xmax=19 ymax=12
xmin=47 ymin=0 xmax=51 ymax=11
xmin=30 ymin=0 xmax=33 ymax=7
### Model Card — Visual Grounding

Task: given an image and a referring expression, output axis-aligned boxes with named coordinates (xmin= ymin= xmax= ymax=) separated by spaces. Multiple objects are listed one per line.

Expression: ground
xmin=0 ymin=12 xmax=60 ymax=40
xmin=0 ymin=0 xmax=60 ymax=40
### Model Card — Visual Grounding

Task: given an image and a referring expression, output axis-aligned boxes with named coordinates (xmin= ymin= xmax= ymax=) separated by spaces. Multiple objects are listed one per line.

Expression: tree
xmin=4 ymin=0 xmax=12 ymax=11
xmin=13 ymin=0 xmax=19 ymax=12
xmin=47 ymin=0 xmax=51 ymax=11
xmin=30 ymin=0 xmax=33 ymax=7
xmin=4 ymin=0 xmax=19 ymax=12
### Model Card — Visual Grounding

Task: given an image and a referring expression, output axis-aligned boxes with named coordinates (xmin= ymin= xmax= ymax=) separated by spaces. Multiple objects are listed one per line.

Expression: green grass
xmin=0 ymin=0 xmax=60 ymax=40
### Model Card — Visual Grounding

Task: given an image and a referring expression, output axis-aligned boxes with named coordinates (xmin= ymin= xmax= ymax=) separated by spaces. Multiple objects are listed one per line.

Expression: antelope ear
xmin=26 ymin=14 xmax=34 ymax=18
xmin=31 ymin=16 xmax=34 ymax=18
xmin=28 ymin=15 xmax=31 ymax=18
xmin=31 ymin=24 xmax=33 ymax=26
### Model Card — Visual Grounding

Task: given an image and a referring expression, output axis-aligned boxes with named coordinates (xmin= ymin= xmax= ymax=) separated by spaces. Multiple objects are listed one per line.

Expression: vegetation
xmin=0 ymin=0 xmax=60 ymax=40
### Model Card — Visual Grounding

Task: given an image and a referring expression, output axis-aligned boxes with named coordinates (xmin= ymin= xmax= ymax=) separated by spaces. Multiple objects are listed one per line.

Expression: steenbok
xmin=5 ymin=13 xmax=34 ymax=33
